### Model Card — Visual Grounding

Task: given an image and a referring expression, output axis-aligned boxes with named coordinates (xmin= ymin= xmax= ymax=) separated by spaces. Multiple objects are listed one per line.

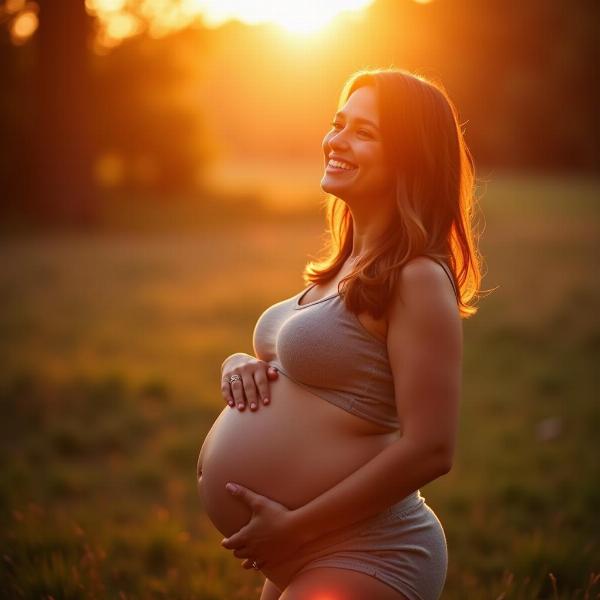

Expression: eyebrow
xmin=334 ymin=111 xmax=380 ymax=130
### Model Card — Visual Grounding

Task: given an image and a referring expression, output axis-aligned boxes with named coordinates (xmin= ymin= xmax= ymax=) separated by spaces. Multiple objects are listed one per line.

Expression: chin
xmin=320 ymin=178 xmax=345 ymax=197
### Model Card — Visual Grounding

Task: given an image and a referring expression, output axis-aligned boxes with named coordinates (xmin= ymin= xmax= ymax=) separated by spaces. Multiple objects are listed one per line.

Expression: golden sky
xmin=86 ymin=0 xmax=377 ymax=50
xmin=1 ymin=0 xmax=441 ymax=207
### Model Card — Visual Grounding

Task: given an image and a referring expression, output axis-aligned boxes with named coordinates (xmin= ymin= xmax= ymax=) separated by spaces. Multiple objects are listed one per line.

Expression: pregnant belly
xmin=197 ymin=369 xmax=399 ymax=588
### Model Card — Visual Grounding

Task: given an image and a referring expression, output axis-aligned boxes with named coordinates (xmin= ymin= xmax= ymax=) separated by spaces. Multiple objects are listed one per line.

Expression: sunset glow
xmin=86 ymin=0 xmax=375 ymax=48
xmin=196 ymin=0 xmax=375 ymax=34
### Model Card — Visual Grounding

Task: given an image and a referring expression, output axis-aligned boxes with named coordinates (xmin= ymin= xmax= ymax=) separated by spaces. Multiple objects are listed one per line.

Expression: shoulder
xmin=385 ymin=257 xmax=462 ymax=460
xmin=386 ymin=256 xmax=460 ymax=330
xmin=399 ymin=256 xmax=451 ymax=289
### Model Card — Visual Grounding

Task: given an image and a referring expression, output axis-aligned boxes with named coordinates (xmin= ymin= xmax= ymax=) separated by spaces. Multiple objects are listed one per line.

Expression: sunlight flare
xmin=87 ymin=0 xmax=375 ymax=48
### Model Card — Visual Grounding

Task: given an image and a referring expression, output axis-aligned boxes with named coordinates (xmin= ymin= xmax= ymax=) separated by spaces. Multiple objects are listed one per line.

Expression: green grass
xmin=0 ymin=172 xmax=599 ymax=598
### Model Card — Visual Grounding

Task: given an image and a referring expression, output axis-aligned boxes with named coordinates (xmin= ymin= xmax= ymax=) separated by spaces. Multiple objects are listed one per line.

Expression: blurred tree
xmin=32 ymin=0 xmax=97 ymax=225
xmin=90 ymin=30 xmax=211 ymax=196
xmin=0 ymin=0 xmax=210 ymax=227
xmin=0 ymin=31 xmax=33 ymax=220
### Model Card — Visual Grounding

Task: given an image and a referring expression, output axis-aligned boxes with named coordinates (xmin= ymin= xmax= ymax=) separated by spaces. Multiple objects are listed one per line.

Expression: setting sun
xmin=87 ymin=0 xmax=375 ymax=47
xmin=198 ymin=0 xmax=375 ymax=34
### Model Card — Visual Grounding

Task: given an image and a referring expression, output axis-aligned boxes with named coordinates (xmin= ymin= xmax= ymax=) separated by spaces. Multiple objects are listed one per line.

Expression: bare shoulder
xmin=385 ymin=256 xmax=462 ymax=458
xmin=386 ymin=256 xmax=460 ymax=332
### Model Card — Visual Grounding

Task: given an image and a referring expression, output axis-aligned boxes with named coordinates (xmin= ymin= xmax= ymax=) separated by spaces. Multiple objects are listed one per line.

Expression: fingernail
xmin=228 ymin=401 xmax=234 ymax=406
xmin=237 ymin=403 xmax=244 ymax=409
xmin=250 ymin=403 xmax=257 ymax=409
xmin=263 ymin=398 xmax=270 ymax=404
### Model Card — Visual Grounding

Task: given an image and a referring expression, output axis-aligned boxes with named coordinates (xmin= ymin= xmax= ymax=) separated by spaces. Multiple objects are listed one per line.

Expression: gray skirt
xmin=281 ymin=491 xmax=448 ymax=600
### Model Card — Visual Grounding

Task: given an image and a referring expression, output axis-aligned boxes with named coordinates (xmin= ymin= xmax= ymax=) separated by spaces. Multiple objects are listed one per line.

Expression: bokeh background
xmin=0 ymin=1 xmax=599 ymax=598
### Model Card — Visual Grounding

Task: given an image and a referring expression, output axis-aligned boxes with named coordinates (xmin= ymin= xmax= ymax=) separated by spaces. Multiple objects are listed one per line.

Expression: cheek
xmin=363 ymin=163 xmax=394 ymax=190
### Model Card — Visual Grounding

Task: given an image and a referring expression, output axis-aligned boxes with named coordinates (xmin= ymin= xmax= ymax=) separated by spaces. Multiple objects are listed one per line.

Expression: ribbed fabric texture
xmin=252 ymin=284 xmax=400 ymax=428
xmin=252 ymin=260 xmax=457 ymax=430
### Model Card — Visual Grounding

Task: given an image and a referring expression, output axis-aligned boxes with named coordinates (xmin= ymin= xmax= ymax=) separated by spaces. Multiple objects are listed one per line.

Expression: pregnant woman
xmin=197 ymin=66 xmax=482 ymax=599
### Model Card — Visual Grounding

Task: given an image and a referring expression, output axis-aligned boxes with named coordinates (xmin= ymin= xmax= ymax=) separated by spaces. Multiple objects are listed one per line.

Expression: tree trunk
xmin=33 ymin=0 xmax=98 ymax=226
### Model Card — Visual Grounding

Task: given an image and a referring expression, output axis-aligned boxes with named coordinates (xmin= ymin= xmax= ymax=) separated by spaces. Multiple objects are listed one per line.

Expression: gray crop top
xmin=252 ymin=261 xmax=457 ymax=430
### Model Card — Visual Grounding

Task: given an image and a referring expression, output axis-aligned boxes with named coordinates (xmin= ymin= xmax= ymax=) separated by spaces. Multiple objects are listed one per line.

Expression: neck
xmin=349 ymin=218 xmax=392 ymax=260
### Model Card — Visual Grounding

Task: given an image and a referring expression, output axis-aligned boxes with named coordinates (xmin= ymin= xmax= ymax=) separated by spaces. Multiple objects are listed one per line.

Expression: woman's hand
xmin=221 ymin=353 xmax=278 ymax=412
xmin=220 ymin=483 xmax=307 ymax=570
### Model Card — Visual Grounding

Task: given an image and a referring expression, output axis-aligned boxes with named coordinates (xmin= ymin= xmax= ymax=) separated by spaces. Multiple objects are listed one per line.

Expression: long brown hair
xmin=303 ymin=67 xmax=484 ymax=320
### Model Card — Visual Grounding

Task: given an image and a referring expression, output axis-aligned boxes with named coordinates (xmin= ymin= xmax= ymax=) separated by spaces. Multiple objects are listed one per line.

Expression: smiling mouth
xmin=325 ymin=162 xmax=358 ymax=174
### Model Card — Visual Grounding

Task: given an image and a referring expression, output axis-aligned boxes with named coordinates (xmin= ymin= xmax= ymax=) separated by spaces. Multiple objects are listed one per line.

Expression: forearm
xmin=290 ymin=437 xmax=450 ymax=545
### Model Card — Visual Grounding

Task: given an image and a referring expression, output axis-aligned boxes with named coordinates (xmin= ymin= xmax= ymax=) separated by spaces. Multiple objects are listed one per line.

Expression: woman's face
xmin=320 ymin=85 xmax=394 ymax=203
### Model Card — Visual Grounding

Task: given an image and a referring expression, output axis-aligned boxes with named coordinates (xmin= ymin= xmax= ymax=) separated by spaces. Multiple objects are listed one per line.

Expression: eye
xmin=329 ymin=121 xmax=372 ymax=138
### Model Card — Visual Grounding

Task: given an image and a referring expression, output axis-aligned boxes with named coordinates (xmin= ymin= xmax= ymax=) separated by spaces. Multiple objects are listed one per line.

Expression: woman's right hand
xmin=220 ymin=353 xmax=279 ymax=412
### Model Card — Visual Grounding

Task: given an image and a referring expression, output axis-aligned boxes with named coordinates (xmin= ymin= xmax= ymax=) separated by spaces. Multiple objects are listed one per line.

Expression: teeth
xmin=328 ymin=159 xmax=356 ymax=170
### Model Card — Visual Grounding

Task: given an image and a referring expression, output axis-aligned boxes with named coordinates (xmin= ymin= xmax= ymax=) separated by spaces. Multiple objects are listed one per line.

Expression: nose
xmin=325 ymin=130 xmax=350 ymax=156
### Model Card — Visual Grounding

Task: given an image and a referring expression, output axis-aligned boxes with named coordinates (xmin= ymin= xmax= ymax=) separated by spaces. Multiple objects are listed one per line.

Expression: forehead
xmin=337 ymin=86 xmax=379 ymax=125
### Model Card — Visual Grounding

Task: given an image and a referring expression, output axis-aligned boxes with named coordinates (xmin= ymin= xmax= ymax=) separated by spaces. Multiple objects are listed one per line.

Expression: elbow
xmin=404 ymin=437 xmax=454 ymax=475
xmin=436 ymin=447 xmax=453 ymax=475
xmin=438 ymin=456 xmax=453 ymax=475
xmin=428 ymin=443 xmax=453 ymax=475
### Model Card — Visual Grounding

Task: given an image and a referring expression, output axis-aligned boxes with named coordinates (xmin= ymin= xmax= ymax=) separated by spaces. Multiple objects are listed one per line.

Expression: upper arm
xmin=386 ymin=257 xmax=463 ymax=468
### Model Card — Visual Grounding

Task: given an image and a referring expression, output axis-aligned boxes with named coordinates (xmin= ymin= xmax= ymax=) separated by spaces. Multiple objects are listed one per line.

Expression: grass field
xmin=0 ymin=172 xmax=599 ymax=599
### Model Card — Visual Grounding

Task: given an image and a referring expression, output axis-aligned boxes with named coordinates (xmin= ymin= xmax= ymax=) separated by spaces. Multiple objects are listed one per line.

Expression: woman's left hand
xmin=220 ymin=482 xmax=306 ymax=570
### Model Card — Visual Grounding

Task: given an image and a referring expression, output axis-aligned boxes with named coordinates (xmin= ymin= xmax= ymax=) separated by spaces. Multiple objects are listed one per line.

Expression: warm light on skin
xmin=86 ymin=0 xmax=375 ymax=48
xmin=321 ymin=86 xmax=395 ymax=209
